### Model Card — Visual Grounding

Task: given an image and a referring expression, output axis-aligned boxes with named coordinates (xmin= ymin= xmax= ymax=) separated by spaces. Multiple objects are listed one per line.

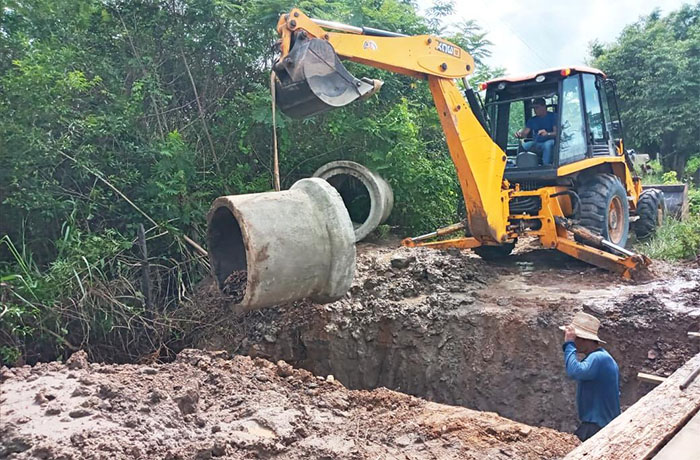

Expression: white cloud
xmin=417 ymin=0 xmax=688 ymax=78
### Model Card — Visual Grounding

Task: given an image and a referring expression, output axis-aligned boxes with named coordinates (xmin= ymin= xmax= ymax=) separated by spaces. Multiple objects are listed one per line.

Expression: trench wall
xmin=237 ymin=297 xmax=699 ymax=432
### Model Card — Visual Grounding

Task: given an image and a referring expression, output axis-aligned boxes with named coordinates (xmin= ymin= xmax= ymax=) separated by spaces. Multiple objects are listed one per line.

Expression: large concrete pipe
xmin=207 ymin=178 xmax=355 ymax=312
xmin=313 ymin=161 xmax=394 ymax=241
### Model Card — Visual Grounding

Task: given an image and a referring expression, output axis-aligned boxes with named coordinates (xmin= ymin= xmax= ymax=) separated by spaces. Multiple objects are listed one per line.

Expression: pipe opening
xmin=326 ymin=174 xmax=371 ymax=228
xmin=207 ymin=207 xmax=247 ymax=302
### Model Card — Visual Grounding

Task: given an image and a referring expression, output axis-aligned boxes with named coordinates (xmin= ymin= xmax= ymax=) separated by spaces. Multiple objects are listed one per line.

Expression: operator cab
xmin=482 ymin=67 xmax=625 ymax=184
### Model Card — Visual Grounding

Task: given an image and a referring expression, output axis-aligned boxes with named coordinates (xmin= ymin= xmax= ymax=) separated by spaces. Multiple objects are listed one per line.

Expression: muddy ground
xmin=1 ymin=349 xmax=577 ymax=459
xmin=2 ymin=240 xmax=699 ymax=459
xmin=186 ymin=240 xmax=700 ymax=432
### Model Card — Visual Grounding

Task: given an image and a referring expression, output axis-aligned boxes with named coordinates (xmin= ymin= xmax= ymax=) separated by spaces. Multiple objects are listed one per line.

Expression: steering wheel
xmin=513 ymin=132 xmax=532 ymax=153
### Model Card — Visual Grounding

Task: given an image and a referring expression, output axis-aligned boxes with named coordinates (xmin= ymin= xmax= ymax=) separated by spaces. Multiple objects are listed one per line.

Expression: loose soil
xmin=1 ymin=349 xmax=577 ymax=459
xmin=2 ymin=240 xmax=699 ymax=459
xmin=221 ymin=270 xmax=247 ymax=304
xmin=185 ymin=241 xmax=700 ymax=432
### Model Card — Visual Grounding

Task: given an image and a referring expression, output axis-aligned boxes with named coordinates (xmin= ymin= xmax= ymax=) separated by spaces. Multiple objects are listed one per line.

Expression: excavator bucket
xmin=274 ymin=37 xmax=381 ymax=119
xmin=643 ymin=184 xmax=690 ymax=219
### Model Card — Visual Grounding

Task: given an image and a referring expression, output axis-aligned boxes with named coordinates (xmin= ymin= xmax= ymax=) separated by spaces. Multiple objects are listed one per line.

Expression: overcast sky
xmin=416 ymin=0 xmax=689 ymax=77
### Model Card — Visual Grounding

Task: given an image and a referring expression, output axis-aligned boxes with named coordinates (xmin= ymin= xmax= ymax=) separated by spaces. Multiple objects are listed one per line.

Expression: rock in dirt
xmin=221 ymin=270 xmax=247 ymax=303
xmin=45 ymin=404 xmax=62 ymax=416
xmin=175 ymin=388 xmax=199 ymax=415
xmin=68 ymin=408 xmax=92 ymax=418
xmin=65 ymin=350 xmax=89 ymax=370
xmin=34 ymin=391 xmax=49 ymax=405
xmin=276 ymin=360 xmax=294 ymax=378
xmin=0 ymin=434 xmax=32 ymax=456
xmin=1 ymin=367 xmax=14 ymax=382
xmin=390 ymin=255 xmax=416 ymax=269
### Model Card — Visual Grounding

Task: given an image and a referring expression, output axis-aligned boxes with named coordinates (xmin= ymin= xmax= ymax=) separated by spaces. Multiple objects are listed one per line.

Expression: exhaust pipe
xmin=207 ymin=178 xmax=355 ymax=312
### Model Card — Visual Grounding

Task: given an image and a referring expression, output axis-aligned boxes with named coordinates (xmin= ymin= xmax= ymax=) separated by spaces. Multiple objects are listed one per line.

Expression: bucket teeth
xmin=359 ymin=78 xmax=384 ymax=101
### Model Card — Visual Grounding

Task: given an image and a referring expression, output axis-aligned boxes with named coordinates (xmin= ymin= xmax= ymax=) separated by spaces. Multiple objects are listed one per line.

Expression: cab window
xmin=507 ymin=100 xmax=525 ymax=147
xmin=558 ymin=76 xmax=586 ymax=165
xmin=603 ymin=80 xmax=624 ymax=144
xmin=582 ymin=74 xmax=607 ymax=153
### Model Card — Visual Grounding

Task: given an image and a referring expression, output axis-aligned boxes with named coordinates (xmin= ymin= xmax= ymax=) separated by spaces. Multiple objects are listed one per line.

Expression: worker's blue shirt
xmin=526 ymin=112 xmax=557 ymax=142
xmin=563 ymin=342 xmax=621 ymax=428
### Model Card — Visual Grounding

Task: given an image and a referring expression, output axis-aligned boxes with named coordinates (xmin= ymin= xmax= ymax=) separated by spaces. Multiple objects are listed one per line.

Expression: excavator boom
xmin=271 ymin=9 xmax=651 ymax=279
xmin=274 ymin=9 xmax=509 ymax=244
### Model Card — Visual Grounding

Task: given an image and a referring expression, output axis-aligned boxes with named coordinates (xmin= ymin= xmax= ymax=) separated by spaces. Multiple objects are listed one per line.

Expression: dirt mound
xmin=3 ymin=243 xmax=698 ymax=458
xmin=182 ymin=244 xmax=700 ymax=432
xmin=1 ymin=349 xmax=577 ymax=459
xmin=182 ymin=246 xmax=495 ymax=349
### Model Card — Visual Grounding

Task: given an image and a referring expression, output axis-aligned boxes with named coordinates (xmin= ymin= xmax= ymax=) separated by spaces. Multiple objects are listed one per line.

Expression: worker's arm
xmin=515 ymin=127 xmax=531 ymax=138
xmin=563 ymin=342 xmax=599 ymax=381
xmin=537 ymin=125 xmax=557 ymax=139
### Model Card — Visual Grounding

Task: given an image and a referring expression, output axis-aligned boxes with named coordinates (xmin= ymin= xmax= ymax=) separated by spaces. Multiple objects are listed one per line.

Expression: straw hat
xmin=559 ymin=312 xmax=606 ymax=343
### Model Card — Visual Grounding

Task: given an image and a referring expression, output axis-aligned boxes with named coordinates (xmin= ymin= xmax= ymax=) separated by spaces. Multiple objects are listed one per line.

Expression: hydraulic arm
xmin=275 ymin=9 xmax=509 ymax=245
xmin=274 ymin=9 xmax=651 ymax=279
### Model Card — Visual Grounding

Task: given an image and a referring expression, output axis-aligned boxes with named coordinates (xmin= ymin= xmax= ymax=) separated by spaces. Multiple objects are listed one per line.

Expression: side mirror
xmin=603 ymin=78 xmax=617 ymax=89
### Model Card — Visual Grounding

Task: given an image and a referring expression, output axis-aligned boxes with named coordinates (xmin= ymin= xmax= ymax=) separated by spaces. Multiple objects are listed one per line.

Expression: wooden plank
xmin=564 ymin=352 xmax=700 ymax=460
xmin=653 ymin=410 xmax=700 ymax=460
xmin=688 ymin=332 xmax=700 ymax=339
xmin=637 ymin=372 xmax=667 ymax=385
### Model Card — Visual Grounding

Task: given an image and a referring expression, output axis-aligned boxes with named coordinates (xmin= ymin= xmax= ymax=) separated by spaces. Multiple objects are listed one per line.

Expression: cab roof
xmin=485 ymin=66 xmax=606 ymax=86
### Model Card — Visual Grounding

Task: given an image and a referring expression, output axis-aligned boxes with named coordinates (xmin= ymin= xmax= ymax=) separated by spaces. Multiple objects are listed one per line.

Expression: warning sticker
xmin=363 ymin=40 xmax=378 ymax=51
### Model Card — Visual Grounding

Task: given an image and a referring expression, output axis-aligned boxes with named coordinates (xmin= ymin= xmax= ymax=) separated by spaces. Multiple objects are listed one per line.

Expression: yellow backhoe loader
xmin=269 ymin=8 xmax=665 ymax=280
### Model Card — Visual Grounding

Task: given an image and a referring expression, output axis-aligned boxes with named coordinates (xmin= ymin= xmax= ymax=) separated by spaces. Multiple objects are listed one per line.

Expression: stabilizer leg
xmin=401 ymin=222 xmax=482 ymax=250
xmin=553 ymin=217 xmax=651 ymax=280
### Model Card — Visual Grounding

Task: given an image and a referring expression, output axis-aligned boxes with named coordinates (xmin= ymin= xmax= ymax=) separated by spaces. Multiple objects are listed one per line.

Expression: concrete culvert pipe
xmin=313 ymin=161 xmax=394 ymax=242
xmin=206 ymin=178 xmax=355 ymax=312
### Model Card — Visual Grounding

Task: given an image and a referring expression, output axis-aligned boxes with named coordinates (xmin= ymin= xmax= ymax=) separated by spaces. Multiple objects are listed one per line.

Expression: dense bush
xmin=590 ymin=3 xmax=700 ymax=178
xmin=0 ymin=0 xmax=501 ymax=364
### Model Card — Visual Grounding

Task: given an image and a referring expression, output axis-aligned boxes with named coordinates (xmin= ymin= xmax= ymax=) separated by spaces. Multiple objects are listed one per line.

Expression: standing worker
xmin=560 ymin=312 xmax=621 ymax=441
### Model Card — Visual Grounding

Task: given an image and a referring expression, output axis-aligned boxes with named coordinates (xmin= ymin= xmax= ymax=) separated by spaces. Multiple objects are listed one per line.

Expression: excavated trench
xmin=186 ymin=244 xmax=700 ymax=433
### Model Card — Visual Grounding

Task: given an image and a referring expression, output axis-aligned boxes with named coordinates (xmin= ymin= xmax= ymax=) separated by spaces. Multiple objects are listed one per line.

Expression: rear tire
xmin=576 ymin=173 xmax=630 ymax=247
xmin=634 ymin=189 xmax=666 ymax=240
xmin=473 ymin=241 xmax=516 ymax=260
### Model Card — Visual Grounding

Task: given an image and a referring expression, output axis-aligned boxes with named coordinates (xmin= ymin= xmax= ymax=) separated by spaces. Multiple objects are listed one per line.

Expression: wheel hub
xmin=608 ymin=196 xmax=624 ymax=243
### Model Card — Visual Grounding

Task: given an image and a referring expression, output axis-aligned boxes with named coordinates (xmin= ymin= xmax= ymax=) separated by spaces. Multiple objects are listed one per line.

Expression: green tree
xmin=590 ymin=3 xmax=700 ymax=178
xmin=0 ymin=0 xmax=500 ymax=364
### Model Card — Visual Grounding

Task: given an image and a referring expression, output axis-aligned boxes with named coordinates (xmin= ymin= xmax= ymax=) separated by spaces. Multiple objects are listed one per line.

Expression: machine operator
xmin=515 ymin=97 xmax=557 ymax=165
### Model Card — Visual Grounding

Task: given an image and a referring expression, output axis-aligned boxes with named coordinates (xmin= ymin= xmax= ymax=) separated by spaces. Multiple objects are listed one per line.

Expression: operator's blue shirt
xmin=563 ymin=342 xmax=621 ymax=428
xmin=526 ymin=112 xmax=557 ymax=142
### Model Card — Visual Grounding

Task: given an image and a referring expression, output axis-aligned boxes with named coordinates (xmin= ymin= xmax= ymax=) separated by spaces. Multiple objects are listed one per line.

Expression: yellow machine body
xmin=274 ymin=9 xmax=650 ymax=279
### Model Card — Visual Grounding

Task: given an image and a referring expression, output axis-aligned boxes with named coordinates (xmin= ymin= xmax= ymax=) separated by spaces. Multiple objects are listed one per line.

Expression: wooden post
xmin=137 ymin=224 xmax=153 ymax=314
xmin=271 ymin=71 xmax=281 ymax=192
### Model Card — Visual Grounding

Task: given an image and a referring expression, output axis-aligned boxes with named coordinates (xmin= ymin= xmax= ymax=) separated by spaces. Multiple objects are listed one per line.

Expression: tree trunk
xmin=659 ymin=135 xmax=688 ymax=179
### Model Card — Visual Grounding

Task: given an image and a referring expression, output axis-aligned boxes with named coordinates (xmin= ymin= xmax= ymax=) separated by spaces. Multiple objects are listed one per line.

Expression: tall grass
xmin=634 ymin=216 xmax=700 ymax=261
xmin=0 ymin=230 xmax=206 ymax=366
